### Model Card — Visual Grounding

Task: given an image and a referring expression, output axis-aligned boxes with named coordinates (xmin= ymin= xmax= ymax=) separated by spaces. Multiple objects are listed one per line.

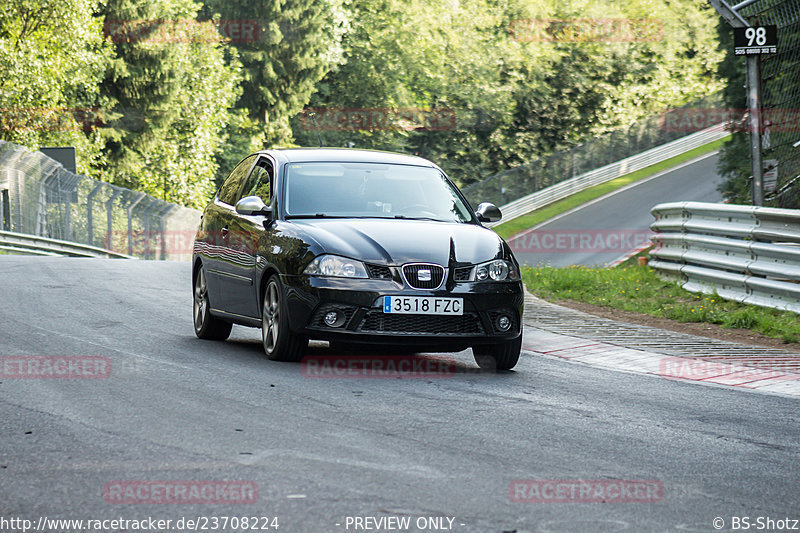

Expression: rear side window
xmin=218 ymin=155 xmax=257 ymax=205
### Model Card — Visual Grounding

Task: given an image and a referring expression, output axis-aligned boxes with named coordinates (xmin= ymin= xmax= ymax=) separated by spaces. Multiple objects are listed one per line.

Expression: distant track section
xmin=491 ymin=124 xmax=729 ymax=228
xmin=510 ymin=152 xmax=723 ymax=267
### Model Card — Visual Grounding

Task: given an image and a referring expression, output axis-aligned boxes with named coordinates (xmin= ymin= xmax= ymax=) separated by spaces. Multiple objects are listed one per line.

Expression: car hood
xmin=290 ymin=218 xmax=507 ymax=266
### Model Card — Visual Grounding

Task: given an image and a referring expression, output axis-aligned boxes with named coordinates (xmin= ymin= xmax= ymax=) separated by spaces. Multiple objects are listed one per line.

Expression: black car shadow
xmin=182 ymin=325 xmax=517 ymax=375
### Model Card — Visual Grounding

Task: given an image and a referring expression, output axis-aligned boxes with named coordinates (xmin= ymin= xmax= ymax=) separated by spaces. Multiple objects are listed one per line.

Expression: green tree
xmin=293 ymin=0 xmax=523 ymax=183
xmin=199 ymin=0 xmax=347 ymax=150
xmin=100 ymin=0 xmax=242 ymax=207
xmin=293 ymin=0 xmax=725 ymax=188
xmin=0 ymin=0 xmax=112 ymax=176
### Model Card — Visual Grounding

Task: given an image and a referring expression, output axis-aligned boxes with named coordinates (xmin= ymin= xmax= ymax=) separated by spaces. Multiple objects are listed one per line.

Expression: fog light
xmin=497 ymin=315 xmax=511 ymax=332
xmin=324 ymin=311 xmax=343 ymax=327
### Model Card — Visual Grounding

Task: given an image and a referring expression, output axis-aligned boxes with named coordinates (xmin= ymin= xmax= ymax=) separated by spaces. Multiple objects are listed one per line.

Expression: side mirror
xmin=235 ymin=195 xmax=272 ymax=217
xmin=475 ymin=202 xmax=502 ymax=223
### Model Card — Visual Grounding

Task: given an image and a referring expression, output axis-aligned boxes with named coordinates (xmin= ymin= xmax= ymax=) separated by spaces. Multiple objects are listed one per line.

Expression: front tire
xmin=193 ymin=266 xmax=232 ymax=340
xmin=473 ymin=334 xmax=522 ymax=371
xmin=262 ymin=275 xmax=307 ymax=361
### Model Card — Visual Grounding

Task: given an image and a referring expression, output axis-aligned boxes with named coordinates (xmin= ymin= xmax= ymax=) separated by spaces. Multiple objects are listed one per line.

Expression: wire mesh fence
xmin=461 ymin=92 xmax=724 ymax=208
xmin=739 ymin=0 xmax=800 ymax=206
xmin=0 ymin=141 xmax=201 ymax=260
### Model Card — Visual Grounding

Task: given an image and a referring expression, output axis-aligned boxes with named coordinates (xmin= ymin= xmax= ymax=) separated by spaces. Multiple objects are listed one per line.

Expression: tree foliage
xmin=0 ymin=0 xmax=112 ymax=176
xmin=200 ymin=0 xmax=347 ymax=148
xmin=292 ymin=0 xmax=725 ymax=187
xmin=99 ymin=0 xmax=242 ymax=207
xmin=1 ymin=0 xmax=725 ymax=207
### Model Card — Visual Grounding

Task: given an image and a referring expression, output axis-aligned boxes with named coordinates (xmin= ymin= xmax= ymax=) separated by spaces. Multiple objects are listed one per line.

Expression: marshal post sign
xmin=734 ymin=25 xmax=778 ymax=55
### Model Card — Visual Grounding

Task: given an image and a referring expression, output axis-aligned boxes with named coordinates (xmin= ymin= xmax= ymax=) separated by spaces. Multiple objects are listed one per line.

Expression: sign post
xmin=709 ymin=1 xmax=779 ymax=206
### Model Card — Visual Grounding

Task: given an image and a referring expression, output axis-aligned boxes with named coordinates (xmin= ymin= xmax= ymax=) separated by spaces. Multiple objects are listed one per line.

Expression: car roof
xmin=260 ymin=148 xmax=438 ymax=167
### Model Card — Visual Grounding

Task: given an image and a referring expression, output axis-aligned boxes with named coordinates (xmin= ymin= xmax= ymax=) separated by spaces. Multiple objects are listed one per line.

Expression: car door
xmin=202 ymin=155 xmax=257 ymax=314
xmin=222 ymin=155 xmax=275 ymax=318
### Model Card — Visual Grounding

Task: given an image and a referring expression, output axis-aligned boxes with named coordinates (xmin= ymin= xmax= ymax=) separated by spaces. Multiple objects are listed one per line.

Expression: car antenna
xmin=309 ymin=111 xmax=323 ymax=147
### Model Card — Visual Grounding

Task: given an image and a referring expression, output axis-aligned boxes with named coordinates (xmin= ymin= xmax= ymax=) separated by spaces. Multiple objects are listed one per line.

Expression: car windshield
xmin=284 ymin=162 xmax=474 ymax=223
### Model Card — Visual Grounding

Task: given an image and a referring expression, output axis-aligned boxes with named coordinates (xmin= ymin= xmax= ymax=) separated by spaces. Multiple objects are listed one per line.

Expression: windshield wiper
xmin=285 ymin=214 xmax=452 ymax=222
xmin=393 ymin=215 xmax=448 ymax=222
xmin=285 ymin=213 xmax=348 ymax=219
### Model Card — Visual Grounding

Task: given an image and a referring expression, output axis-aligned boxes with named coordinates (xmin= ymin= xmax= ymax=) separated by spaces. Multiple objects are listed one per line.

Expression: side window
xmin=241 ymin=157 xmax=273 ymax=204
xmin=218 ymin=155 xmax=257 ymax=205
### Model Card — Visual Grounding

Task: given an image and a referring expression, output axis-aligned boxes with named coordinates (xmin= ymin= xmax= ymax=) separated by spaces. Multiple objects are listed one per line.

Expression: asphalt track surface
xmin=1 ymin=256 xmax=798 ymax=532
xmin=511 ymin=152 xmax=724 ymax=267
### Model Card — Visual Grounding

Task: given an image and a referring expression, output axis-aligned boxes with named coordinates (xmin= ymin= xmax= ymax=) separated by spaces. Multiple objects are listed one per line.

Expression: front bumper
xmin=282 ymin=274 xmax=524 ymax=348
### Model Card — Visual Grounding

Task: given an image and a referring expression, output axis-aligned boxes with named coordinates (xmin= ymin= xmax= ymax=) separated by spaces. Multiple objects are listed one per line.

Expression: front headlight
xmin=475 ymin=259 xmax=518 ymax=281
xmin=303 ymin=254 xmax=369 ymax=278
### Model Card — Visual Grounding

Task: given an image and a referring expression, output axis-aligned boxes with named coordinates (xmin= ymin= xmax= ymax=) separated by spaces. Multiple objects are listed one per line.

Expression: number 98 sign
xmin=734 ymin=25 xmax=778 ymax=55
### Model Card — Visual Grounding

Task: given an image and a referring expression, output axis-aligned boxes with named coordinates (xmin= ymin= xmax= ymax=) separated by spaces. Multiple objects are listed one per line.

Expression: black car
xmin=192 ymin=148 xmax=524 ymax=370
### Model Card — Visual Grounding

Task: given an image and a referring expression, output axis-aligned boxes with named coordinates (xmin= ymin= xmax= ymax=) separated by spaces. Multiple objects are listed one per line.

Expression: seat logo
xmin=418 ymin=269 xmax=432 ymax=282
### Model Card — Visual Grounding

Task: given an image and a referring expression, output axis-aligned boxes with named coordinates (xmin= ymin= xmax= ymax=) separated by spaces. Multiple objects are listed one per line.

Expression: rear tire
xmin=262 ymin=275 xmax=307 ymax=361
xmin=473 ymin=334 xmax=522 ymax=371
xmin=193 ymin=266 xmax=232 ymax=340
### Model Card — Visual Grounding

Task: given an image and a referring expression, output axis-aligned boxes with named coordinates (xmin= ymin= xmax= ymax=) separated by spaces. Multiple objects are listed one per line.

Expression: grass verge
xmin=522 ymin=264 xmax=800 ymax=343
xmin=493 ymin=137 xmax=729 ymax=240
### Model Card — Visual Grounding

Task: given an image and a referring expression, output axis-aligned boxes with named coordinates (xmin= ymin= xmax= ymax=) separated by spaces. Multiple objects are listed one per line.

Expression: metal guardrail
xmin=0 ymin=230 xmax=134 ymax=258
xmin=649 ymin=201 xmax=800 ymax=314
xmin=490 ymin=124 xmax=730 ymax=228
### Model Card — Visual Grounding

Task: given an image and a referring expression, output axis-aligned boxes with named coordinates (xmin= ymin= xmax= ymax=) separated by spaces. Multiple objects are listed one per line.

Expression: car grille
xmin=453 ymin=266 xmax=473 ymax=281
xmin=402 ymin=263 xmax=445 ymax=289
xmin=366 ymin=263 xmax=393 ymax=280
xmin=357 ymin=311 xmax=484 ymax=335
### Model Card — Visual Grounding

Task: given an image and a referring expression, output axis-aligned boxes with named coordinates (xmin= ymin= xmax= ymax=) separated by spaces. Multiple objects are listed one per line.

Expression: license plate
xmin=383 ymin=296 xmax=463 ymax=315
